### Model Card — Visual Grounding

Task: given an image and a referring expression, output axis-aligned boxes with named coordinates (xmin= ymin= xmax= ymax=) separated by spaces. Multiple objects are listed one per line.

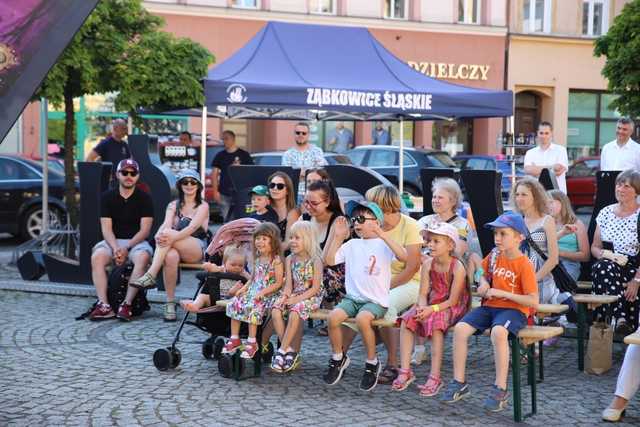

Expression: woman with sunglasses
xmin=267 ymin=171 xmax=300 ymax=241
xmin=131 ymin=169 xmax=210 ymax=321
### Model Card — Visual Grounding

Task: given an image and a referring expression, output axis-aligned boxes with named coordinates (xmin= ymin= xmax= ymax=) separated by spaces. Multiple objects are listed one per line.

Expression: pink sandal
xmin=418 ymin=374 xmax=443 ymax=397
xmin=391 ymin=368 xmax=415 ymax=391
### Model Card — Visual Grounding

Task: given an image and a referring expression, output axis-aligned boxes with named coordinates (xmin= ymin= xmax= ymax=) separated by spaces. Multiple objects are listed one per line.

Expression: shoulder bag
xmin=527 ymin=237 xmax=577 ymax=294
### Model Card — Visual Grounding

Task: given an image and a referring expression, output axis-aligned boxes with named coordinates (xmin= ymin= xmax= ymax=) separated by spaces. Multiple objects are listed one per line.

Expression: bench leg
xmin=577 ymin=303 xmax=587 ymax=372
xmin=511 ymin=337 xmax=522 ymax=423
xmin=538 ymin=340 xmax=544 ymax=382
xmin=528 ymin=344 xmax=537 ymax=416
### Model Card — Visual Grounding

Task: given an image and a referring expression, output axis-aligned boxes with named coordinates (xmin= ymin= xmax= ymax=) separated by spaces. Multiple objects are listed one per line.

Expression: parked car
xmin=454 ymin=154 xmax=525 ymax=200
xmin=251 ymin=151 xmax=352 ymax=166
xmin=345 ymin=146 xmax=456 ymax=196
xmin=0 ymin=154 xmax=71 ymax=240
xmin=566 ymin=156 xmax=599 ymax=209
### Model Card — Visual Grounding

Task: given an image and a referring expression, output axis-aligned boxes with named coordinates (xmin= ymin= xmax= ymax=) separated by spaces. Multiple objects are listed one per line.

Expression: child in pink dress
xmin=393 ymin=222 xmax=470 ymax=396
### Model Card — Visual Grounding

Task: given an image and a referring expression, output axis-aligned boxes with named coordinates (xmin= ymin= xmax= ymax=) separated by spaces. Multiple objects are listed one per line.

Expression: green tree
xmin=594 ymin=0 xmax=640 ymax=117
xmin=35 ymin=0 xmax=213 ymax=226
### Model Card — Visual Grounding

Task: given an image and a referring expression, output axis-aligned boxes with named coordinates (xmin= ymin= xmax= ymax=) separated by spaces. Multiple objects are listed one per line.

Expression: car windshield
xmin=328 ymin=155 xmax=351 ymax=165
xmin=429 ymin=153 xmax=456 ymax=167
xmin=497 ymin=161 xmax=524 ymax=175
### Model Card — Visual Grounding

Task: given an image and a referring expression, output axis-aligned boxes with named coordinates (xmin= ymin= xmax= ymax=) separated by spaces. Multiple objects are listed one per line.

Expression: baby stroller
xmin=152 ymin=218 xmax=275 ymax=379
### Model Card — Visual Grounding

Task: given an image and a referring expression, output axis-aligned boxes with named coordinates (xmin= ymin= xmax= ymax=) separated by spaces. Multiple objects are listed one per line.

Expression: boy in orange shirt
xmin=442 ymin=212 xmax=538 ymax=412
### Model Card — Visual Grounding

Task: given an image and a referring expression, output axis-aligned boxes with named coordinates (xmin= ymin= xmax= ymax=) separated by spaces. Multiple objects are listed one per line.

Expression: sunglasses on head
xmin=350 ymin=215 xmax=377 ymax=224
xmin=269 ymin=182 xmax=286 ymax=190
xmin=120 ymin=170 xmax=138 ymax=177
xmin=181 ymin=179 xmax=198 ymax=186
xmin=295 ymin=131 xmax=308 ymax=136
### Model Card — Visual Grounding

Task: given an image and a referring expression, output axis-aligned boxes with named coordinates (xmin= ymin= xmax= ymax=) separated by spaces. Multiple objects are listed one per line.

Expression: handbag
xmin=174 ymin=216 xmax=210 ymax=241
xmin=527 ymin=237 xmax=578 ymax=294
xmin=585 ymin=321 xmax=613 ymax=375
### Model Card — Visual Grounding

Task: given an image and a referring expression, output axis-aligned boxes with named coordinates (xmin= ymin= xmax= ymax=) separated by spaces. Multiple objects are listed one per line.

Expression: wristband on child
xmin=432 ymin=304 xmax=441 ymax=313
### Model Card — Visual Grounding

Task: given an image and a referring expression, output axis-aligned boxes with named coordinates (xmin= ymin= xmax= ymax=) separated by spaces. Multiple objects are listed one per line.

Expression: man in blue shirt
xmin=328 ymin=122 xmax=354 ymax=153
xmin=86 ymin=119 xmax=131 ymax=182
xmin=372 ymin=122 xmax=391 ymax=145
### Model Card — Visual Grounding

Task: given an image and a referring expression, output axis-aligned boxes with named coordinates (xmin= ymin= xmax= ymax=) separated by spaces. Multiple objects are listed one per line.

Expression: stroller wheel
xmin=170 ymin=348 xmax=182 ymax=368
xmin=218 ymin=354 xmax=233 ymax=378
xmin=261 ymin=341 xmax=275 ymax=364
xmin=153 ymin=348 xmax=173 ymax=371
xmin=202 ymin=338 xmax=215 ymax=360
xmin=213 ymin=336 xmax=226 ymax=360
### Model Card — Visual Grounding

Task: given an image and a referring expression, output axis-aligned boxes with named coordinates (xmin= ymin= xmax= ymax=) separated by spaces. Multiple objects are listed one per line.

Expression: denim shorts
xmin=460 ymin=306 xmax=527 ymax=336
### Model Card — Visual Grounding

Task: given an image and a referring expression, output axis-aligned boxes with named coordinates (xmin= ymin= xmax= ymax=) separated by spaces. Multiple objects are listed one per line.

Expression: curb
xmin=0 ymin=279 xmax=194 ymax=303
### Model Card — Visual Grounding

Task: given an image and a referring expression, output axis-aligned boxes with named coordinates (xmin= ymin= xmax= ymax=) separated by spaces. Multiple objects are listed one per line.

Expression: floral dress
xmin=401 ymin=259 xmax=469 ymax=338
xmin=272 ymin=257 xmax=322 ymax=320
xmin=226 ymin=257 xmax=279 ymax=325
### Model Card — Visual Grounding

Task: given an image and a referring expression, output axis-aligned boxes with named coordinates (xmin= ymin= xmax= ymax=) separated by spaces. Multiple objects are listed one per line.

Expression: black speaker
xmin=17 ymin=250 xmax=46 ymax=281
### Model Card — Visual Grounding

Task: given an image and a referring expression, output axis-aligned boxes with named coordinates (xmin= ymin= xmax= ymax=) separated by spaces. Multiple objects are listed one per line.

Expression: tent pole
xmin=40 ymin=97 xmax=49 ymax=243
xmin=509 ymin=115 xmax=515 ymax=188
xmin=200 ymin=106 xmax=207 ymax=193
xmin=399 ymin=117 xmax=404 ymax=195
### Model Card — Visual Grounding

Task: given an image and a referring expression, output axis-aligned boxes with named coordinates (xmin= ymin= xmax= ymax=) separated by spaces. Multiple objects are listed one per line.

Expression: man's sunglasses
xmin=120 ymin=170 xmax=138 ymax=177
xmin=181 ymin=179 xmax=198 ymax=186
xmin=295 ymin=131 xmax=308 ymax=136
xmin=269 ymin=182 xmax=286 ymax=190
xmin=350 ymin=215 xmax=377 ymax=224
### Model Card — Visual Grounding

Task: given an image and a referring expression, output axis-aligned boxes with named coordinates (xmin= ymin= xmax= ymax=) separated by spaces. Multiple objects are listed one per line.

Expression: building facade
xmin=16 ymin=0 xmax=510 ymax=158
xmin=12 ymin=0 xmax=634 ymax=161
xmin=508 ymin=0 xmax=633 ymax=161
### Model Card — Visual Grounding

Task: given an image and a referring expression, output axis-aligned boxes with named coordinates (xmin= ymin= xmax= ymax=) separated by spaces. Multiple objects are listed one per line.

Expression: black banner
xmin=0 ymin=0 xmax=100 ymax=143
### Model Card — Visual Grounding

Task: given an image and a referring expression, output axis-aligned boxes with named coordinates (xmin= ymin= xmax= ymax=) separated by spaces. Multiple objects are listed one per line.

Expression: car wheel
xmin=20 ymin=206 xmax=64 ymax=240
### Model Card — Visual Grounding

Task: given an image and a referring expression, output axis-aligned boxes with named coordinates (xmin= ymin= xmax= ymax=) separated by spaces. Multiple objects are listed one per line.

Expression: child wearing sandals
xmin=393 ymin=222 xmax=469 ymax=396
xmin=441 ymin=212 xmax=538 ymax=412
xmin=223 ymin=222 xmax=284 ymax=359
xmin=271 ymin=221 xmax=323 ymax=373
xmin=179 ymin=246 xmax=249 ymax=313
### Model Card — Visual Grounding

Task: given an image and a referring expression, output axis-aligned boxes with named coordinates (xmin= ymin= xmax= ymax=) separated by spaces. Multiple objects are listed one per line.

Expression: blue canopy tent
xmin=201 ymin=21 xmax=514 ymax=191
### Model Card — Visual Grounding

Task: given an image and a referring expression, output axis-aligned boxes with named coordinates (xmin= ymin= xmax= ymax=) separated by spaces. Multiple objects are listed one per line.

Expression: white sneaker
xmin=411 ymin=347 xmax=428 ymax=365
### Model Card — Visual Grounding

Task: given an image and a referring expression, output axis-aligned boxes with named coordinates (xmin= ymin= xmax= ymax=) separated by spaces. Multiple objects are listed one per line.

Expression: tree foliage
xmin=594 ymin=0 xmax=640 ymax=117
xmin=34 ymin=0 xmax=213 ymax=226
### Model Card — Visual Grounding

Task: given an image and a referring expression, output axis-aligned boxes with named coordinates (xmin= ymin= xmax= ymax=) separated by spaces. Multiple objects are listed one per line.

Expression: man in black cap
xmin=89 ymin=159 xmax=155 ymax=321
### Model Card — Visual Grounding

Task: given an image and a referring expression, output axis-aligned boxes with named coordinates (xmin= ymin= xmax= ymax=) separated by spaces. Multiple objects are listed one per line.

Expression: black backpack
xmin=76 ymin=263 xmax=150 ymax=320
xmin=107 ymin=263 xmax=150 ymax=316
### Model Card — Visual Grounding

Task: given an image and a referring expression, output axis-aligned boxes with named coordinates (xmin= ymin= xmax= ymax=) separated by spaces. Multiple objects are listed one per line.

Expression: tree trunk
xmin=63 ymin=81 xmax=78 ymax=228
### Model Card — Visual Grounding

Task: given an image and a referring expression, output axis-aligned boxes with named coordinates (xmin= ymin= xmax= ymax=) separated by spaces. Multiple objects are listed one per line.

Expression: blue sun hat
xmin=176 ymin=169 xmax=202 ymax=186
xmin=345 ymin=200 xmax=384 ymax=225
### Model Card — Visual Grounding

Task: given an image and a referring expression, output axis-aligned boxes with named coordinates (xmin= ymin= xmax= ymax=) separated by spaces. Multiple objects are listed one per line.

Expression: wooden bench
xmin=308 ymin=308 xmax=396 ymax=328
xmin=510 ymin=325 xmax=563 ymax=422
xmin=624 ymin=332 xmax=640 ymax=345
xmin=573 ymin=294 xmax=620 ymax=371
xmin=577 ymin=281 xmax=593 ymax=291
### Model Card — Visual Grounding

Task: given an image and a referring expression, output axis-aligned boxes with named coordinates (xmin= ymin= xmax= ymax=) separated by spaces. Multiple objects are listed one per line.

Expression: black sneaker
xmin=359 ymin=360 xmax=382 ymax=391
xmin=323 ymin=354 xmax=350 ymax=385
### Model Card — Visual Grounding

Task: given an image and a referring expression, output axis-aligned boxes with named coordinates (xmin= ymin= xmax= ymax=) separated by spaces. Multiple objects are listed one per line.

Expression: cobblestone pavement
xmin=1 ymin=290 xmax=638 ymax=426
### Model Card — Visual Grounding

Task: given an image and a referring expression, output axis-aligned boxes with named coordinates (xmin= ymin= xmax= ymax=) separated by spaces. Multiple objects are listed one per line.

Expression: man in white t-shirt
xmin=524 ymin=121 xmax=569 ymax=193
xmin=322 ymin=200 xmax=407 ymax=391
xmin=600 ymin=117 xmax=640 ymax=171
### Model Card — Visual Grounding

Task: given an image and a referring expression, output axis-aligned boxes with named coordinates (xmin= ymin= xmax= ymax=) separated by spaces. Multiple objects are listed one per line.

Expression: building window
xmin=231 ymin=0 xmax=259 ymax=9
xmin=458 ymin=0 xmax=481 ymax=24
xmin=582 ymin=0 xmax=609 ymax=37
xmin=523 ymin=0 xmax=551 ymax=33
xmin=432 ymin=120 xmax=473 ymax=157
xmin=384 ymin=0 xmax=407 ymax=20
xmin=567 ymin=91 xmax=620 ymax=161
xmin=309 ymin=0 xmax=335 ymax=15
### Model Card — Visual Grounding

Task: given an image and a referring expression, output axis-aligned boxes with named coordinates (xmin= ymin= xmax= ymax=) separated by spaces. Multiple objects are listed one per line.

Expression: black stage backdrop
xmin=0 ymin=0 xmax=100 ymax=142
